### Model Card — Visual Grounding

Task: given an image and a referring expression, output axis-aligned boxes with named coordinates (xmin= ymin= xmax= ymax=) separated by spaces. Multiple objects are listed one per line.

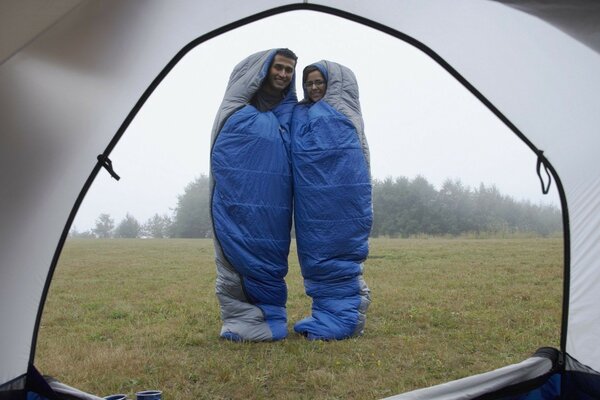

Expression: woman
xmin=291 ymin=61 xmax=372 ymax=340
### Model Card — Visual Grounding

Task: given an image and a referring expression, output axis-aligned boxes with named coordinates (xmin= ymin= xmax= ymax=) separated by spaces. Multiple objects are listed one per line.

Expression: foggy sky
xmin=72 ymin=11 xmax=559 ymax=232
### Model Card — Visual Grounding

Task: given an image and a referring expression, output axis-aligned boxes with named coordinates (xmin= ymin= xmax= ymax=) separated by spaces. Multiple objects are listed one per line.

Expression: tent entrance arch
xmin=3 ymin=2 xmax=599 ymax=399
xmin=46 ymin=7 xmax=564 ymax=399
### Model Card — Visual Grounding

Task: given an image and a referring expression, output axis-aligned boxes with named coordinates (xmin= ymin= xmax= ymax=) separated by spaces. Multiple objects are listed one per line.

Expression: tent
xmin=1 ymin=1 xmax=599 ymax=398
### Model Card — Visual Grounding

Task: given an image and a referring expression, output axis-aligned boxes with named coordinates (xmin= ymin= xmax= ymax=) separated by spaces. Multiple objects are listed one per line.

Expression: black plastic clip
xmin=536 ymin=150 xmax=551 ymax=194
xmin=97 ymin=154 xmax=120 ymax=181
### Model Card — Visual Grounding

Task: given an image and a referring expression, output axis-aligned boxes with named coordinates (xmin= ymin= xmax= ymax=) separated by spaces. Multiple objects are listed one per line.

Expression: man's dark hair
xmin=275 ymin=48 xmax=298 ymax=63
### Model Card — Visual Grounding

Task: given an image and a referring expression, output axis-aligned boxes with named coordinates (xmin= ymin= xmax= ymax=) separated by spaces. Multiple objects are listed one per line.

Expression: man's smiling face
xmin=265 ymin=54 xmax=295 ymax=93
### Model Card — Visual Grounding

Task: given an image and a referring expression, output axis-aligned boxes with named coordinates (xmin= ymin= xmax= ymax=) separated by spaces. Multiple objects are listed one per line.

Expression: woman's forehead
xmin=306 ymin=70 xmax=324 ymax=80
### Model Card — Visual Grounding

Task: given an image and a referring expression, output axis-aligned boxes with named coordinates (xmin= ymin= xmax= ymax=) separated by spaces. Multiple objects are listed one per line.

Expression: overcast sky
xmin=72 ymin=10 xmax=560 ymax=232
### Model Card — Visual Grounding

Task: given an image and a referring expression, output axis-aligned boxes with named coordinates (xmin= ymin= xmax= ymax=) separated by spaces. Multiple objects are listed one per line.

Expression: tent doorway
xmin=38 ymin=10 xmax=564 ymax=399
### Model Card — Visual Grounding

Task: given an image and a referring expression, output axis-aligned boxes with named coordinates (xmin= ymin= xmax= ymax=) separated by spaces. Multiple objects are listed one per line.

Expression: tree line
xmin=71 ymin=175 xmax=561 ymax=239
xmin=371 ymin=176 xmax=560 ymax=237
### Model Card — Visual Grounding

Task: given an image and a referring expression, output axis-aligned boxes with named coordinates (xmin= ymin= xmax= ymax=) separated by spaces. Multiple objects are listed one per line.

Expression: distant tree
xmin=371 ymin=175 xmax=561 ymax=238
xmin=69 ymin=226 xmax=80 ymax=237
xmin=171 ymin=175 xmax=212 ymax=238
xmin=372 ymin=176 xmax=410 ymax=238
xmin=92 ymin=213 xmax=114 ymax=238
xmin=143 ymin=214 xmax=172 ymax=238
xmin=437 ymin=179 xmax=474 ymax=235
xmin=69 ymin=226 xmax=95 ymax=238
xmin=115 ymin=213 xmax=141 ymax=238
xmin=406 ymin=175 xmax=439 ymax=236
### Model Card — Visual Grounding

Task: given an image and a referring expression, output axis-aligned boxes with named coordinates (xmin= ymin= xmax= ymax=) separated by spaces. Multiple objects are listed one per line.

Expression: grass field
xmin=36 ymin=237 xmax=563 ymax=399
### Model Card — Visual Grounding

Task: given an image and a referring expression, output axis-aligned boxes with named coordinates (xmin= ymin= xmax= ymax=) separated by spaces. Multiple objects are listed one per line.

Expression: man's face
xmin=266 ymin=54 xmax=295 ymax=93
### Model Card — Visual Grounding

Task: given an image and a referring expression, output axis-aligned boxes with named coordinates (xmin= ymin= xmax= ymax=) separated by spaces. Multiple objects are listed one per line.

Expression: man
xmin=250 ymin=50 xmax=296 ymax=112
xmin=209 ymin=49 xmax=297 ymax=342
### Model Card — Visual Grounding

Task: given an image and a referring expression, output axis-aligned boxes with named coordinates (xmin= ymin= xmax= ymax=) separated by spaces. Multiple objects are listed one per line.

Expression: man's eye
xmin=285 ymin=67 xmax=294 ymax=73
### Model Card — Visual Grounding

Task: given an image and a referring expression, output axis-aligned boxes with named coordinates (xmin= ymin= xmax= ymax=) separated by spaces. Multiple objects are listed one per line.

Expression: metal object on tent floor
xmin=135 ymin=390 xmax=162 ymax=400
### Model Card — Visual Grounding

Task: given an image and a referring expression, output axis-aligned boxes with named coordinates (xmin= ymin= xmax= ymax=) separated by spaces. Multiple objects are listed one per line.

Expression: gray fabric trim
xmin=306 ymin=60 xmax=373 ymax=338
xmin=209 ymin=50 xmax=274 ymax=150
xmin=214 ymin=256 xmax=272 ymax=340
xmin=46 ymin=378 xmax=104 ymax=400
xmin=322 ymin=62 xmax=373 ymax=338
xmin=209 ymin=49 xmax=276 ymax=341
xmin=316 ymin=60 xmax=371 ymax=174
xmin=352 ymin=272 xmax=372 ymax=337
xmin=382 ymin=355 xmax=554 ymax=399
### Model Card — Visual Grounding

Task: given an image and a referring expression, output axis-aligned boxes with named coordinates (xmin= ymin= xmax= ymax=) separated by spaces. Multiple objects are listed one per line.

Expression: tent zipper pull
xmin=97 ymin=154 xmax=121 ymax=181
xmin=535 ymin=150 xmax=551 ymax=194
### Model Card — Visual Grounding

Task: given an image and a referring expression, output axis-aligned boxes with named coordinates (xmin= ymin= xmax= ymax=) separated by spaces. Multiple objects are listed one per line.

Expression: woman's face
xmin=305 ymin=70 xmax=326 ymax=102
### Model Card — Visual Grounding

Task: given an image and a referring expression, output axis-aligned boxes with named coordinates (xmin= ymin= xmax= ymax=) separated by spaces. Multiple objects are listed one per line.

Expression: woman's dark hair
xmin=302 ymin=65 xmax=321 ymax=84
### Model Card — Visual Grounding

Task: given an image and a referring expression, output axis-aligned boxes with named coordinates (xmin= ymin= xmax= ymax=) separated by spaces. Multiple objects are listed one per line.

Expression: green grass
xmin=37 ymin=237 xmax=563 ymax=399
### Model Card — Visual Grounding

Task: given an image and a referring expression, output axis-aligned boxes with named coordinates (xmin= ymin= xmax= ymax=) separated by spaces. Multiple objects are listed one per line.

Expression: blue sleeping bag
xmin=210 ymin=49 xmax=296 ymax=341
xmin=292 ymin=61 xmax=372 ymax=340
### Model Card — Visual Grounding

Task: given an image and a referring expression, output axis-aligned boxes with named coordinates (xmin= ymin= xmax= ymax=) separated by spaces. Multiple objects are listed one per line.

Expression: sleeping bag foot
xmin=294 ymin=274 xmax=371 ymax=340
xmin=214 ymin=246 xmax=289 ymax=342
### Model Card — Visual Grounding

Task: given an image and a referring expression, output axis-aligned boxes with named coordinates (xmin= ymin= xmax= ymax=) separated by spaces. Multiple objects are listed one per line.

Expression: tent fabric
xmin=563 ymin=353 xmax=600 ymax=399
xmin=0 ymin=0 xmax=84 ymax=64
xmin=45 ymin=376 xmax=104 ymax=400
xmin=494 ymin=0 xmax=600 ymax=54
xmin=1 ymin=0 xmax=600 ymax=398
xmin=210 ymin=49 xmax=296 ymax=341
xmin=291 ymin=60 xmax=372 ymax=340
xmin=0 ymin=365 xmax=64 ymax=400
xmin=383 ymin=348 xmax=561 ymax=400
xmin=385 ymin=349 xmax=600 ymax=400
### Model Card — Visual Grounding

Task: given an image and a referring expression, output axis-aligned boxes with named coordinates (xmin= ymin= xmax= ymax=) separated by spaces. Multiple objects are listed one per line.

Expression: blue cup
xmin=135 ymin=390 xmax=162 ymax=400
xmin=104 ymin=395 xmax=127 ymax=400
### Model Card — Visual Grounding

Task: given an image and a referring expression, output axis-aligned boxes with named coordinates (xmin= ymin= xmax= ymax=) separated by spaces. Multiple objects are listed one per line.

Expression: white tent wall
xmin=0 ymin=0 xmax=84 ymax=64
xmin=0 ymin=0 xmax=293 ymax=387
xmin=1 ymin=0 xmax=599 ymax=393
